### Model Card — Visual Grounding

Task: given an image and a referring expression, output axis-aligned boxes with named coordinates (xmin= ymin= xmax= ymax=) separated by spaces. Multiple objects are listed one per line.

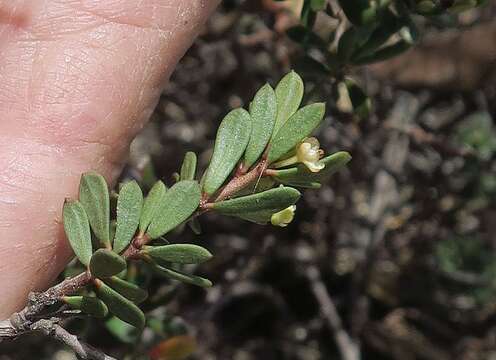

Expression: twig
xmin=1 ymin=317 xmax=116 ymax=359
xmin=31 ymin=318 xmax=116 ymax=360
xmin=1 ymin=153 xmax=276 ymax=358
xmin=305 ymin=265 xmax=360 ymax=360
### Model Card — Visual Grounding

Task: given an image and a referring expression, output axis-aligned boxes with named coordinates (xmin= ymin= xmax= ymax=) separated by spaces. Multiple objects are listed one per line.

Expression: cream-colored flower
xmin=271 ymin=205 xmax=296 ymax=227
xmin=296 ymin=137 xmax=324 ymax=172
xmin=273 ymin=137 xmax=325 ymax=172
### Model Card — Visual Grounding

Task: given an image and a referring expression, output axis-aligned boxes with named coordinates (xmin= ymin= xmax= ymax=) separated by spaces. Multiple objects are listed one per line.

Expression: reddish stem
xmin=213 ymin=159 xmax=268 ymax=202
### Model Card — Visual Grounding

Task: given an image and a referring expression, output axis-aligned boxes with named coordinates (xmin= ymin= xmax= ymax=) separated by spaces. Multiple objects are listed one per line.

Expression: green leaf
xmin=105 ymin=317 xmax=138 ymax=344
xmin=95 ymin=280 xmax=145 ymax=329
xmin=63 ymin=200 xmax=93 ymax=266
xmin=273 ymin=71 xmax=304 ymax=135
xmin=310 ymin=0 xmax=326 ymax=11
xmin=104 ymin=276 xmax=148 ymax=304
xmin=89 ymin=249 xmax=127 ymax=278
xmin=113 ymin=181 xmax=143 ymax=254
xmin=212 ymin=186 xmax=301 ymax=217
xmin=351 ymin=10 xmax=403 ymax=60
xmin=79 ymin=172 xmax=110 ymax=248
xmin=275 ymin=180 xmax=322 ymax=189
xmin=341 ymin=79 xmax=371 ymax=119
xmin=150 ymin=263 xmax=212 ymax=288
xmin=286 ymin=26 xmax=327 ymax=49
xmin=268 ymin=103 xmax=325 ymax=163
xmin=139 ymin=181 xmax=167 ymax=234
xmin=337 ymin=0 xmax=378 ymax=26
xmin=235 ymin=209 xmax=277 ymax=225
xmin=62 ymin=296 xmax=108 ymax=318
xmin=202 ymin=108 xmax=252 ymax=195
xmin=338 ymin=27 xmax=366 ymax=63
xmin=244 ymin=84 xmax=277 ymax=168
xmin=147 ymin=180 xmax=201 ymax=239
xmin=180 ymin=152 xmax=197 ymax=181
xmin=188 ymin=217 xmax=202 ymax=235
xmin=272 ymin=151 xmax=351 ymax=184
xmin=300 ymin=0 xmax=317 ymax=28
xmin=143 ymin=244 xmax=212 ymax=265
xmin=352 ymin=40 xmax=411 ymax=65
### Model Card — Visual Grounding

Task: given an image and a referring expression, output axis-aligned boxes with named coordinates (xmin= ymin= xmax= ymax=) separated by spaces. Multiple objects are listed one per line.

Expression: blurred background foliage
xmin=2 ymin=0 xmax=496 ymax=359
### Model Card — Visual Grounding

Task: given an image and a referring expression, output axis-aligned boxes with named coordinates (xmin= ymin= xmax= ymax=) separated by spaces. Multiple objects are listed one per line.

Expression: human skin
xmin=0 ymin=0 xmax=218 ymax=318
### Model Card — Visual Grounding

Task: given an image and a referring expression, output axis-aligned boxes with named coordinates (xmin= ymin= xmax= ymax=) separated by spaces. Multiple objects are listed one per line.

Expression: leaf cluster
xmin=61 ymin=71 xmax=351 ymax=330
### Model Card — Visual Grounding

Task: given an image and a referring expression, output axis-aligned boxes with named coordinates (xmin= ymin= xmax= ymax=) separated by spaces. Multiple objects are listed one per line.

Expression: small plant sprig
xmin=0 ymin=71 xmax=350 ymax=358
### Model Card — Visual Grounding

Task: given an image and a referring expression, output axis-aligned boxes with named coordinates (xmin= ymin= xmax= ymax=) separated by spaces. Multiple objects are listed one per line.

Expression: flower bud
xmin=296 ymin=137 xmax=325 ymax=173
xmin=271 ymin=205 xmax=296 ymax=227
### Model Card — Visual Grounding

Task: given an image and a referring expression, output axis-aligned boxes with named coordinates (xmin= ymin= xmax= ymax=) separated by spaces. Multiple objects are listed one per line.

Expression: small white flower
xmin=271 ymin=205 xmax=296 ymax=227
xmin=296 ymin=137 xmax=324 ymax=172
xmin=273 ymin=137 xmax=325 ymax=172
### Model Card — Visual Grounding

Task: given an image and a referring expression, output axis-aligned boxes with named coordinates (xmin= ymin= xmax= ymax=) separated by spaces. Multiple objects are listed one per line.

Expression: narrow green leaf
xmin=113 ymin=181 xmax=143 ymax=254
xmin=244 ymin=84 xmax=277 ymax=168
xmin=63 ymin=199 xmax=93 ymax=266
xmin=352 ymin=40 xmax=412 ymax=65
xmin=147 ymin=180 xmax=201 ymax=239
xmin=89 ymin=249 xmax=127 ymax=278
xmin=337 ymin=0 xmax=378 ymax=26
xmin=105 ymin=317 xmax=138 ymax=344
xmin=341 ymin=80 xmax=371 ymax=119
xmin=203 ymin=108 xmax=252 ymax=195
xmin=272 ymin=151 xmax=351 ymax=184
xmin=273 ymin=71 xmax=304 ymax=135
xmin=151 ymin=263 xmax=212 ymax=288
xmin=275 ymin=180 xmax=322 ymax=189
xmin=351 ymin=10 xmax=403 ymax=60
xmin=268 ymin=103 xmax=325 ymax=163
xmin=79 ymin=172 xmax=110 ymax=247
xmin=235 ymin=209 xmax=276 ymax=225
xmin=139 ymin=181 xmax=167 ymax=234
xmin=180 ymin=152 xmax=197 ymax=181
xmin=143 ymin=244 xmax=212 ymax=265
xmin=212 ymin=186 xmax=301 ymax=216
xmin=310 ymin=0 xmax=326 ymax=11
xmin=95 ymin=280 xmax=145 ymax=329
xmin=62 ymin=296 xmax=108 ymax=318
xmin=338 ymin=27 xmax=364 ymax=63
xmin=104 ymin=276 xmax=148 ymax=304
xmin=188 ymin=217 xmax=202 ymax=235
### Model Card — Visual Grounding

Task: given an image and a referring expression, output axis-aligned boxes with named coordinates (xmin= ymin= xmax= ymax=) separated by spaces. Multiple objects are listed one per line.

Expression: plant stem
xmin=212 ymin=158 xmax=269 ymax=202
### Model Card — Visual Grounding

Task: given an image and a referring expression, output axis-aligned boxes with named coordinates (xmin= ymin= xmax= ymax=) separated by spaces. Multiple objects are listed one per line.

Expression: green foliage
xmin=79 ymin=172 xmax=111 ymax=248
xmin=244 ymin=84 xmax=277 ymax=168
xmin=146 ymin=180 xmax=201 ymax=239
xmin=114 ymin=181 xmax=143 ymax=254
xmin=95 ymin=280 xmax=145 ymax=329
xmin=272 ymin=151 xmax=352 ymax=187
xmin=212 ymin=187 xmax=301 ymax=223
xmin=180 ymin=152 xmax=197 ymax=181
xmin=103 ymin=276 xmax=148 ymax=304
xmin=60 ymin=72 xmax=351 ymax=332
xmin=139 ymin=180 xmax=167 ymax=234
xmin=202 ymin=108 xmax=252 ymax=195
xmin=456 ymin=112 xmax=496 ymax=161
xmin=268 ymin=103 xmax=325 ymax=163
xmin=90 ymin=249 xmax=127 ymax=278
xmin=273 ymin=71 xmax=304 ymax=134
xmin=150 ymin=263 xmax=213 ymax=288
xmin=143 ymin=244 xmax=212 ymax=265
xmin=62 ymin=296 xmax=108 ymax=318
xmin=62 ymin=199 xmax=93 ymax=266
xmin=436 ymin=236 xmax=496 ymax=304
